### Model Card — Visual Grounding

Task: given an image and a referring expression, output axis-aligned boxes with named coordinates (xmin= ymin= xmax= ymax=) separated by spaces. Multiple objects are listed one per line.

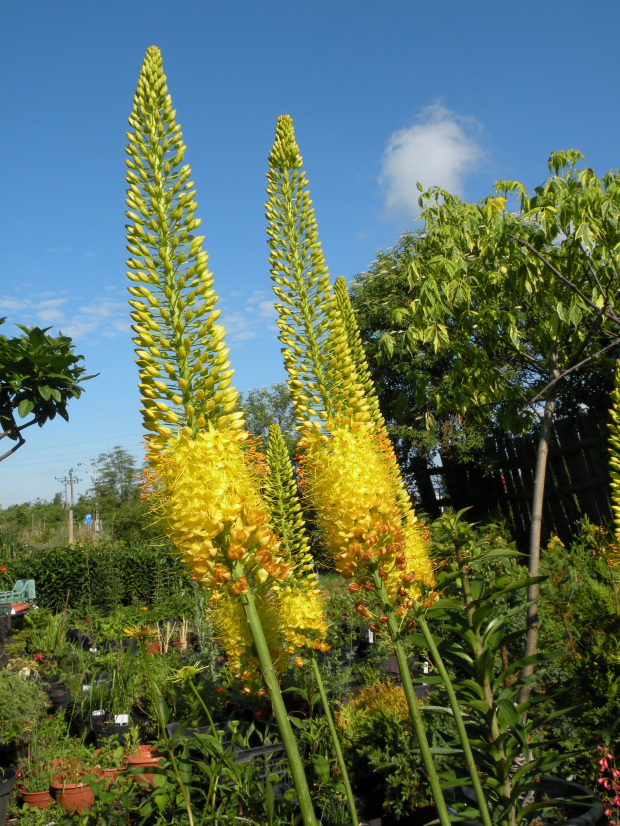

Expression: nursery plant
xmin=0 ymin=671 xmax=47 ymax=753
xmin=422 ymin=510 xmax=575 ymax=826
xmin=266 ymin=113 xmax=494 ymax=826
xmin=124 ymin=46 xmax=325 ymax=824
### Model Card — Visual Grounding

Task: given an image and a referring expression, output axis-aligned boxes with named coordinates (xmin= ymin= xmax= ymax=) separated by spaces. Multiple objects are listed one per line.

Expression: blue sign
xmin=84 ymin=514 xmax=92 ymax=525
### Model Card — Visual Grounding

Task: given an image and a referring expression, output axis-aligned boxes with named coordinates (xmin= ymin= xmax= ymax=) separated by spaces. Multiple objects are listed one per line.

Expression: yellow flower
xmin=300 ymin=422 xmax=434 ymax=603
xmin=170 ymin=664 xmax=208 ymax=684
xmin=148 ymin=427 xmax=291 ymax=595
xmin=124 ymin=625 xmax=159 ymax=639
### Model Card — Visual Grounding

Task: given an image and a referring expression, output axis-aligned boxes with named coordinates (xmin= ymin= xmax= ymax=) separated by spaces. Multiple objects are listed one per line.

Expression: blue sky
xmin=1 ymin=1 xmax=619 ymax=507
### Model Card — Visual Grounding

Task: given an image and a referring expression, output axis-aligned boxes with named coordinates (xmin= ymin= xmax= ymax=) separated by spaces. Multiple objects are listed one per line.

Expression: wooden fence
xmin=419 ymin=409 xmax=613 ymax=551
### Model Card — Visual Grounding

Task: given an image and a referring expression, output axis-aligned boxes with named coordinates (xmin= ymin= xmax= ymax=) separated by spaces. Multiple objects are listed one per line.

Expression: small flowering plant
xmin=598 ymin=746 xmax=620 ymax=826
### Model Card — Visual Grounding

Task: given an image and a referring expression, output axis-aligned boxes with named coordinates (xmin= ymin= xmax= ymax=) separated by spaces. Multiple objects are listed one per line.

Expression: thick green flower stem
xmin=416 ymin=613 xmax=492 ymax=826
xmin=241 ymin=589 xmax=319 ymax=826
xmin=371 ymin=571 xmax=451 ymax=826
xmin=138 ymin=639 xmax=195 ymax=826
xmin=308 ymin=649 xmax=359 ymax=826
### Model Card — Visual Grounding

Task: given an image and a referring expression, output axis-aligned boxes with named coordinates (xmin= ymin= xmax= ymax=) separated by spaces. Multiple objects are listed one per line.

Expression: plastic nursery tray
xmin=233 ymin=742 xmax=293 ymax=791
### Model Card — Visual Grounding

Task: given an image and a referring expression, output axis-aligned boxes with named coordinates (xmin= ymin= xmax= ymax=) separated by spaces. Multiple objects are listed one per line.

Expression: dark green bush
xmin=0 ymin=540 xmax=192 ymax=611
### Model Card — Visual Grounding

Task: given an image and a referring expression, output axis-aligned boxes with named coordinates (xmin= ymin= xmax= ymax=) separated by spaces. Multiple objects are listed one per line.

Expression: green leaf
xmin=575 ymin=221 xmax=595 ymax=251
xmin=17 ymin=399 xmax=34 ymax=419
xmin=312 ymin=754 xmax=331 ymax=784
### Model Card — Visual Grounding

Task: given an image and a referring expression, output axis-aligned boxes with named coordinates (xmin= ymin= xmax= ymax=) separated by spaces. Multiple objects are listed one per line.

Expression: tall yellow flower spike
xmin=266 ymin=115 xmax=371 ymax=434
xmin=262 ymin=424 xmax=329 ymax=664
xmin=266 ymin=116 xmax=433 ymax=606
xmin=125 ymin=46 xmax=242 ymax=452
xmin=127 ymin=52 xmax=320 ymax=826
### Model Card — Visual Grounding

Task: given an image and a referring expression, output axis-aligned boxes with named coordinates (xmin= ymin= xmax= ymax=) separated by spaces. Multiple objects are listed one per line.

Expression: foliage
xmin=0 ymin=671 xmax=47 ymax=746
xmin=336 ymin=681 xmax=447 ymax=817
xmin=423 ymin=510 xmax=571 ymax=826
xmin=239 ymin=383 xmax=298 ymax=454
xmin=349 ymin=231 xmax=495 ymax=466
xmin=0 ymin=319 xmax=95 ymax=462
xmin=0 ymin=540 xmax=191 ymax=612
xmin=372 ymin=153 xmax=620 ymax=432
xmin=22 ymin=715 xmax=71 ymax=792
xmin=537 ymin=522 xmax=620 ymax=785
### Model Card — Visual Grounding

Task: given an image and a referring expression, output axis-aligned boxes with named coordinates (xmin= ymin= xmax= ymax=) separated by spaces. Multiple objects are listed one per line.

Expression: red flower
xmin=0 ymin=566 xmax=6 ymax=572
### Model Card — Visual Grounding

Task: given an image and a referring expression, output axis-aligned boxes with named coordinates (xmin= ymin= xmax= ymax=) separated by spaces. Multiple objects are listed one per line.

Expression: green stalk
xmin=241 ymin=589 xmax=319 ymax=826
xmin=416 ymin=613 xmax=492 ymax=826
xmin=371 ymin=571 xmax=452 ymax=826
xmin=308 ymin=649 xmax=359 ymax=826
xmin=138 ymin=639 xmax=195 ymax=826
xmin=188 ymin=680 xmax=219 ymax=740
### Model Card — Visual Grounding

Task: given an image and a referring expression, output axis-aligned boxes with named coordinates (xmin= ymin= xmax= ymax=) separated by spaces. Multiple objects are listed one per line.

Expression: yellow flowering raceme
xmin=300 ymin=421 xmax=433 ymax=604
xmin=263 ymin=582 xmax=330 ymax=667
xmin=212 ymin=592 xmax=257 ymax=681
xmin=148 ymin=425 xmax=291 ymax=596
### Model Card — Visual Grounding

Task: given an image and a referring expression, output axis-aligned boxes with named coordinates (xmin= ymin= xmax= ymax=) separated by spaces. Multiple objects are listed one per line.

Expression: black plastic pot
xmin=538 ymin=777 xmax=603 ymax=826
xmin=0 ymin=769 xmax=17 ymax=826
xmin=49 ymin=689 xmax=73 ymax=712
xmin=454 ymin=777 xmax=603 ymax=826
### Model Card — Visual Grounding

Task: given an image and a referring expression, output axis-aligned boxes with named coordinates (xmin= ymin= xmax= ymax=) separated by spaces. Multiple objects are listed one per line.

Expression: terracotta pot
xmin=21 ymin=788 xmax=54 ymax=810
xmin=125 ymin=750 xmax=163 ymax=787
xmin=50 ymin=776 xmax=95 ymax=814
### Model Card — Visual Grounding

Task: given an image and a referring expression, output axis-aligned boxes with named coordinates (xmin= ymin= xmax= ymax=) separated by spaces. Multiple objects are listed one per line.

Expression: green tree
xmin=363 ymin=151 xmax=620 ymax=696
xmin=0 ymin=321 xmax=94 ymax=463
xmin=238 ymin=383 xmax=298 ymax=454
xmin=80 ymin=446 xmax=153 ymax=543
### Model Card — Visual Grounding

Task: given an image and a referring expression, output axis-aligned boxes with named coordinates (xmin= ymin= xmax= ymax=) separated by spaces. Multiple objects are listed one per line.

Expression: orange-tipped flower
xmin=300 ymin=421 xmax=433 ymax=605
xmin=149 ymin=427 xmax=291 ymax=596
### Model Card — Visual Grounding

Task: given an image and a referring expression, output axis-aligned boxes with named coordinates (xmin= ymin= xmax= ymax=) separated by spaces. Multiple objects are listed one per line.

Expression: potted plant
xmin=93 ymin=735 xmax=126 ymax=782
xmin=124 ymin=725 xmax=163 ymax=787
xmin=0 ymin=671 xmax=47 ymax=764
xmin=20 ymin=712 xmax=70 ymax=809
xmin=20 ymin=766 xmax=55 ymax=811
xmin=80 ymin=648 xmax=137 ymax=745
xmin=50 ymin=741 xmax=102 ymax=814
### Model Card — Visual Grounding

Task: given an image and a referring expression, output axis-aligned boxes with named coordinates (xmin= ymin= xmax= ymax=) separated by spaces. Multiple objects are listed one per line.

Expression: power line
xmin=11 ymin=441 xmax=145 ymax=468
xmin=14 ymin=431 xmax=144 ymax=455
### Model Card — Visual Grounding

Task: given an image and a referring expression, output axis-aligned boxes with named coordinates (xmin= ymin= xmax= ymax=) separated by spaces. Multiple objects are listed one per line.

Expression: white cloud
xmin=63 ymin=298 xmax=127 ymax=340
xmin=218 ymin=290 xmax=279 ymax=341
xmin=380 ymin=102 xmax=483 ymax=218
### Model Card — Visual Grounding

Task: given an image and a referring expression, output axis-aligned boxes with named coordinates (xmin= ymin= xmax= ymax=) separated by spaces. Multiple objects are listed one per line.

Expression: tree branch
xmin=0 ymin=433 xmax=25 ymax=463
xmin=528 ymin=337 xmax=620 ymax=405
xmin=0 ymin=418 xmax=37 ymax=441
xmin=507 ymin=233 xmax=620 ymax=326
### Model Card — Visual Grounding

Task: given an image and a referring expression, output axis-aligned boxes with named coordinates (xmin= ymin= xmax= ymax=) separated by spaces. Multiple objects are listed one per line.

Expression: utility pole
xmin=56 ymin=474 xmax=70 ymax=509
xmin=60 ymin=468 xmax=81 ymax=544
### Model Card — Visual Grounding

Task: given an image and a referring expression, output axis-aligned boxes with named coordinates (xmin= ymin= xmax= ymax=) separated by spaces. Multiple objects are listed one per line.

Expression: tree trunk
xmin=518 ymin=343 xmax=560 ymax=705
